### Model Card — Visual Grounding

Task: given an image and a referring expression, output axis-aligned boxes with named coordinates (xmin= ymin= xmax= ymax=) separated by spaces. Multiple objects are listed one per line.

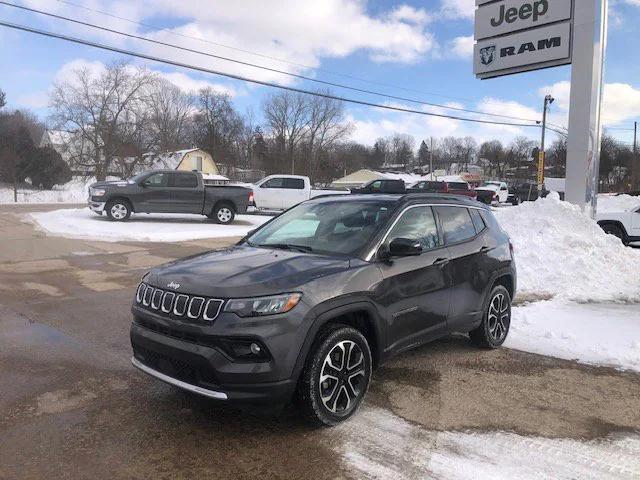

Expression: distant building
xmin=147 ymin=148 xmax=219 ymax=175
xmin=329 ymin=169 xmax=431 ymax=189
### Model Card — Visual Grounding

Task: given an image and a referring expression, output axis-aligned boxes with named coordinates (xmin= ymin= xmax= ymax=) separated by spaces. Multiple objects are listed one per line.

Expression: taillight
xmin=248 ymin=191 xmax=255 ymax=205
xmin=442 ymin=183 xmax=449 ymax=193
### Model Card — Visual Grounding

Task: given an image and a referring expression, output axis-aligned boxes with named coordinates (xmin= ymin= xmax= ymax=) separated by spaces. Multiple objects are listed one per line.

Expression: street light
xmin=538 ymin=95 xmax=554 ymax=192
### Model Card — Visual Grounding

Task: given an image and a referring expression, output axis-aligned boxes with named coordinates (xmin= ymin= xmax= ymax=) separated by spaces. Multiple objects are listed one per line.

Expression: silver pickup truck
xmin=88 ymin=170 xmax=253 ymax=224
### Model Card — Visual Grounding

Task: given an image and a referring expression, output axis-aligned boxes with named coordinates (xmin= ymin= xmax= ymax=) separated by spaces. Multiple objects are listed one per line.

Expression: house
xmin=148 ymin=148 xmax=219 ymax=175
xmin=329 ymin=169 xmax=431 ymax=189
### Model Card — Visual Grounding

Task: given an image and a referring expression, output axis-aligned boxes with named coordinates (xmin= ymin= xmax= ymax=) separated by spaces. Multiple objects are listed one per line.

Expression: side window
xmin=369 ymin=181 xmax=382 ymax=191
xmin=385 ymin=206 xmax=440 ymax=251
xmin=262 ymin=177 xmax=285 ymax=188
xmin=469 ymin=208 xmax=486 ymax=234
xmin=436 ymin=206 xmax=477 ymax=244
xmin=173 ymin=173 xmax=198 ymax=188
xmin=284 ymin=178 xmax=305 ymax=189
xmin=144 ymin=173 xmax=168 ymax=187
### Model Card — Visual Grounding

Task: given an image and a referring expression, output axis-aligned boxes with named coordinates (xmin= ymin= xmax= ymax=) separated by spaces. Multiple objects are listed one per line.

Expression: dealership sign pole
xmin=474 ymin=0 xmax=607 ymax=216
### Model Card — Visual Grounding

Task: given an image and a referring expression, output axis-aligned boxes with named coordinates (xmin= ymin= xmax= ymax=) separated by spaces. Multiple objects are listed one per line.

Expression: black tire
xmin=208 ymin=203 xmax=235 ymax=224
xmin=470 ymin=285 xmax=512 ymax=349
xmin=298 ymin=325 xmax=372 ymax=426
xmin=511 ymin=196 xmax=520 ymax=205
xmin=105 ymin=199 xmax=132 ymax=221
xmin=601 ymin=224 xmax=629 ymax=246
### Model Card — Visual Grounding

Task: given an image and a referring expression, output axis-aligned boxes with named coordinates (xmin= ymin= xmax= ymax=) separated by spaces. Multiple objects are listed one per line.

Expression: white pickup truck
xmin=475 ymin=181 xmax=510 ymax=204
xmin=251 ymin=175 xmax=349 ymax=210
xmin=596 ymin=205 xmax=640 ymax=246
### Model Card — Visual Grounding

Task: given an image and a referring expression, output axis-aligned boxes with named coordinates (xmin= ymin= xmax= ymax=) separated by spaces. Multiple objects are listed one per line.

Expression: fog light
xmin=250 ymin=343 xmax=261 ymax=355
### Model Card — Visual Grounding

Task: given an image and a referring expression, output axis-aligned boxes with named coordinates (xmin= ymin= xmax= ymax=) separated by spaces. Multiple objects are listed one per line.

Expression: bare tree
xmin=49 ymin=61 xmax=156 ymax=180
xmin=479 ymin=140 xmax=506 ymax=178
xmin=148 ymin=79 xmax=194 ymax=153
xmin=263 ymin=91 xmax=310 ymax=174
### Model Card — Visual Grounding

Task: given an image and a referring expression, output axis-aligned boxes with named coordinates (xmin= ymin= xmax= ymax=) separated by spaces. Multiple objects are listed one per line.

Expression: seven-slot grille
xmin=135 ymin=283 xmax=223 ymax=322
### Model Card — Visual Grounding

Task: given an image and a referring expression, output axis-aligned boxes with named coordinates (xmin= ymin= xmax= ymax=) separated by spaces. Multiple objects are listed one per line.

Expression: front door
xmin=170 ymin=172 xmax=202 ymax=214
xmin=138 ymin=172 xmax=173 ymax=212
xmin=374 ymin=205 xmax=451 ymax=353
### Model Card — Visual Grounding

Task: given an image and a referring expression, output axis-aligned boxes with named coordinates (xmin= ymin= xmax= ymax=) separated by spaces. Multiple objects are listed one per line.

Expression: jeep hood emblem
xmin=167 ymin=281 xmax=181 ymax=290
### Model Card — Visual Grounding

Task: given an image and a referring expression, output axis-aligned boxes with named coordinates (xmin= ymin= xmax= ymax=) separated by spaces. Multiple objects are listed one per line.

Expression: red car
xmin=409 ymin=180 xmax=478 ymax=199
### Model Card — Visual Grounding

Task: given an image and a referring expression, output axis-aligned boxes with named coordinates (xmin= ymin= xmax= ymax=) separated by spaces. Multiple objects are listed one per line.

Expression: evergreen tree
xmin=417 ymin=140 xmax=430 ymax=168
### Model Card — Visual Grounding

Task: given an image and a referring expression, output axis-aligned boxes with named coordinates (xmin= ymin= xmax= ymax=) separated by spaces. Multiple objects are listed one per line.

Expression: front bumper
xmin=130 ymin=305 xmax=308 ymax=403
xmin=88 ymin=200 xmax=106 ymax=213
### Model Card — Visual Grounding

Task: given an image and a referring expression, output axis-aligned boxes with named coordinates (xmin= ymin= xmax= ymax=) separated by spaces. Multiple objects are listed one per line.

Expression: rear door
xmin=283 ymin=177 xmax=308 ymax=207
xmin=170 ymin=172 xmax=202 ymax=213
xmin=138 ymin=172 xmax=173 ymax=212
xmin=434 ymin=206 xmax=490 ymax=332
xmin=374 ymin=205 xmax=451 ymax=353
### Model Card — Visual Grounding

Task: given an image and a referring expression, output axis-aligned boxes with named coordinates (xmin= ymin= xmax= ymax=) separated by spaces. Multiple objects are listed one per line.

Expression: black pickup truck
xmin=88 ymin=170 xmax=253 ymax=224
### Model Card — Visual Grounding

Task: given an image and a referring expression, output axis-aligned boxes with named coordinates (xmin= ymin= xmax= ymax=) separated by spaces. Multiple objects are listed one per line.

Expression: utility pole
xmin=429 ymin=137 xmax=434 ymax=180
xmin=633 ymin=121 xmax=638 ymax=191
xmin=538 ymin=94 xmax=554 ymax=192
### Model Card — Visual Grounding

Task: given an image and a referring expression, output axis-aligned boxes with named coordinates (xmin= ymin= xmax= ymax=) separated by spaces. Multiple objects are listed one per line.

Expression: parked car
xmin=475 ymin=181 xmax=509 ymax=205
xmin=408 ymin=180 xmax=478 ymax=199
xmin=596 ymin=205 xmax=640 ymax=246
xmin=351 ymin=178 xmax=406 ymax=194
xmin=251 ymin=175 xmax=348 ymax=210
xmin=508 ymin=182 xmax=551 ymax=203
xmin=130 ymin=193 xmax=516 ymax=426
xmin=88 ymin=170 xmax=253 ymax=224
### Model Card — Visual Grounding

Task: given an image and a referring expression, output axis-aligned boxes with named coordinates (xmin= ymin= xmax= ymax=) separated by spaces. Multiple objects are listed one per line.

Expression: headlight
xmin=91 ymin=188 xmax=106 ymax=197
xmin=224 ymin=293 xmax=302 ymax=317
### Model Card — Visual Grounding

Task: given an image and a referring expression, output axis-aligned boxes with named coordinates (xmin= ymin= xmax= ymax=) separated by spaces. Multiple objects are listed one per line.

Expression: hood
xmin=90 ymin=180 xmax=132 ymax=188
xmin=145 ymin=245 xmax=351 ymax=298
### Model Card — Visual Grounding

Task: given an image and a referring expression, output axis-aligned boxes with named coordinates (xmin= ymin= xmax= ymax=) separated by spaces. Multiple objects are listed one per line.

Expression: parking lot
xmin=1 ymin=204 xmax=640 ymax=479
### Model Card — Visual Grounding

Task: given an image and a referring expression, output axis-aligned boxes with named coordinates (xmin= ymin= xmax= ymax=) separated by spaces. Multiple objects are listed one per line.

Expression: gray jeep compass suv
xmin=130 ymin=193 xmax=516 ymax=426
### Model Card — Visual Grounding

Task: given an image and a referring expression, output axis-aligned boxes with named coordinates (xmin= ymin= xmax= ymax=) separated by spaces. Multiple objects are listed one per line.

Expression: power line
xmin=52 ymin=0 xmax=476 ymax=104
xmin=0 ymin=1 xmax=543 ymax=124
xmin=0 ymin=20 xmax=544 ymax=129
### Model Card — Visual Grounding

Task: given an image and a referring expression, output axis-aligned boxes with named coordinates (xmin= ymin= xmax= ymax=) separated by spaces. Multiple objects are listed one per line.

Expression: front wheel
xmin=298 ymin=326 xmax=372 ymax=426
xmin=105 ymin=199 xmax=131 ymax=221
xmin=470 ymin=285 xmax=512 ymax=349
xmin=602 ymin=224 xmax=628 ymax=245
xmin=209 ymin=204 xmax=235 ymax=224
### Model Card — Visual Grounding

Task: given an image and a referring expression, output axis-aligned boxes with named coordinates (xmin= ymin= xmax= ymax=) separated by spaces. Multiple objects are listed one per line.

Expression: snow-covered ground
xmin=507 ymin=299 xmax=640 ymax=372
xmin=28 ymin=208 xmax=272 ymax=242
xmin=0 ymin=177 xmax=108 ymax=204
xmin=333 ymin=407 xmax=640 ymax=480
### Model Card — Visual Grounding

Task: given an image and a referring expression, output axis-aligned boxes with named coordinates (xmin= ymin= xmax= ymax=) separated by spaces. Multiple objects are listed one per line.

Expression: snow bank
xmin=493 ymin=193 xmax=640 ymax=302
xmin=0 ymin=176 xmax=115 ymax=204
xmin=507 ymin=299 xmax=640 ymax=372
xmin=597 ymin=193 xmax=640 ymax=212
xmin=333 ymin=407 xmax=640 ymax=480
xmin=28 ymin=208 xmax=271 ymax=242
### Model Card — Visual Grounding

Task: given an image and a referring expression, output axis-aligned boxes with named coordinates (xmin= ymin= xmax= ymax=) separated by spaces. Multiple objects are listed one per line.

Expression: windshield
xmin=247 ymin=200 xmax=394 ymax=256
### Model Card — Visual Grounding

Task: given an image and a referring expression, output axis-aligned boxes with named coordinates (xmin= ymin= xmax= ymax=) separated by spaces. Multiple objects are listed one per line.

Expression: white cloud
xmin=448 ymin=35 xmax=474 ymax=58
xmin=440 ymin=0 xmax=475 ymax=20
xmin=157 ymin=72 xmax=236 ymax=96
xmin=539 ymin=81 xmax=640 ymax=126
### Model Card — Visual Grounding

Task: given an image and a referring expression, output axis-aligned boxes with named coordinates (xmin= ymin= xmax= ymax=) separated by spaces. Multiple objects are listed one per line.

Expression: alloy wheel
xmin=111 ymin=203 xmax=128 ymax=220
xmin=487 ymin=292 xmax=510 ymax=342
xmin=319 ymin=340 xmax=366 ymax=415
xmin=217 ymin=207 xmax=232 ymax=223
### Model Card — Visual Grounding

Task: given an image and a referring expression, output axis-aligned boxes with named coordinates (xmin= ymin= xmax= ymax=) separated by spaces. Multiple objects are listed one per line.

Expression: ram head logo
xmin=480 ymin=46 xmax=496 ymax=65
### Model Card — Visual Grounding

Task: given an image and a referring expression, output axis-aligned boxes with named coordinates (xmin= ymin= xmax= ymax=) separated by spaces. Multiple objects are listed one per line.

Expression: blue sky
xmin=1 ymin=0 xmax=638 ymax=148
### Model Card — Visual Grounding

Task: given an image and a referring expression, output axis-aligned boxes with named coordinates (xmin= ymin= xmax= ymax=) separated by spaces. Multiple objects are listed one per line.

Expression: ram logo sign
xmin=474 ymin=21 xmax=571 ymax=79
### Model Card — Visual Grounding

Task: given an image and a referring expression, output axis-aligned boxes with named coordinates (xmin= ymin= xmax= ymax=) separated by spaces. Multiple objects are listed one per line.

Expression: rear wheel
xmin=298 ymin=325 xmax=372 ymax=426
xmin=601 ymin=224 xmax=628 ymax=245
xmin=470 ymin=285 xmax=511 ymax=349
xmin=105 ymin=199 xmax=131 ymax=221
xmin=209 ymin=204 xmax=235 ymax=224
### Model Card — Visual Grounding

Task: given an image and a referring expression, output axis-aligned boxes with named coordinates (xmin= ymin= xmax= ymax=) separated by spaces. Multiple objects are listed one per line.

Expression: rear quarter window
xmin=435 ymin=206 xmax=477 ymax=244
xmin=284 ymin=178 xmax=305 ymax=189
xmin=469 ymin=208 xmax=486 ymax=234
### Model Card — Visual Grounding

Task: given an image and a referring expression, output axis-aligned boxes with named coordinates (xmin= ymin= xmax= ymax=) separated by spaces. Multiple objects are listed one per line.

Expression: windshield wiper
xmin=257 ymin=243 xmax=313 ymax=253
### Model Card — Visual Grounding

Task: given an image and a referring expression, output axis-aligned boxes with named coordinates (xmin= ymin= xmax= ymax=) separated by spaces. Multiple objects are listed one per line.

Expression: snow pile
xmin=0 ymin=176 xmax=114 ymax=204
xmin=28 ymin=208 xmax=271 ymax=242
xmin=507 ymin=300 xmax=640 ymax=372
xmin=493 ymin=192 xmax=640 ymax=302
xmin=597 ymin=193 xmax=640 ymax=212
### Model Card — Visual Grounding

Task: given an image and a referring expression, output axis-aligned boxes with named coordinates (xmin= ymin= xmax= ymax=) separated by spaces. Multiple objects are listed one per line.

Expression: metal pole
xmin=632 ymin=121 xmax=638 ymax=190
xmin=565 ymin=0 xmax=608 ymax=217
xmin=538 ymin=95 xmax=551 ymax=192
xmin=429 ymin=137 xmax=434 ymax=180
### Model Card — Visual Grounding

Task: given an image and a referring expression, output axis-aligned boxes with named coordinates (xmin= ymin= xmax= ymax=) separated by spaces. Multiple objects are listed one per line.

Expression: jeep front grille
xmin=135 ymin=283 xmax=223 ymax=322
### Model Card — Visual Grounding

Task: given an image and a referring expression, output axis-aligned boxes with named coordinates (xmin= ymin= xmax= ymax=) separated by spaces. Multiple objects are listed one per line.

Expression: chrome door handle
xmin=433 ymin=257 xmax=449 ymax=267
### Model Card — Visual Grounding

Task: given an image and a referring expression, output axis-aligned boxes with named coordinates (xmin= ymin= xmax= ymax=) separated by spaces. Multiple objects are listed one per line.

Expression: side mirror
xmin=140 ymin=180 xmax=150 ymax=188
xmin=388 ymin=238 xmax=423 ymax=257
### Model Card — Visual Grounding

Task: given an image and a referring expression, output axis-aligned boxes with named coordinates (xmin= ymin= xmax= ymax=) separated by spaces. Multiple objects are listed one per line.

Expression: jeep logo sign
xmin=475 ymin=0 xmax=572 ymax=40
xmin=474 ymin=22 xmax=571 ymax=78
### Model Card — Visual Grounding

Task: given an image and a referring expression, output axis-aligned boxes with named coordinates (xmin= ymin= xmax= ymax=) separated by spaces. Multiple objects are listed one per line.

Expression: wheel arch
xmin=211 ymin=199 xmax=237 ymax=215
xmin=597 ymin=220 xmax=628 ymax=238
xmin=106 ymin=196 xmax=135 ymax=212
